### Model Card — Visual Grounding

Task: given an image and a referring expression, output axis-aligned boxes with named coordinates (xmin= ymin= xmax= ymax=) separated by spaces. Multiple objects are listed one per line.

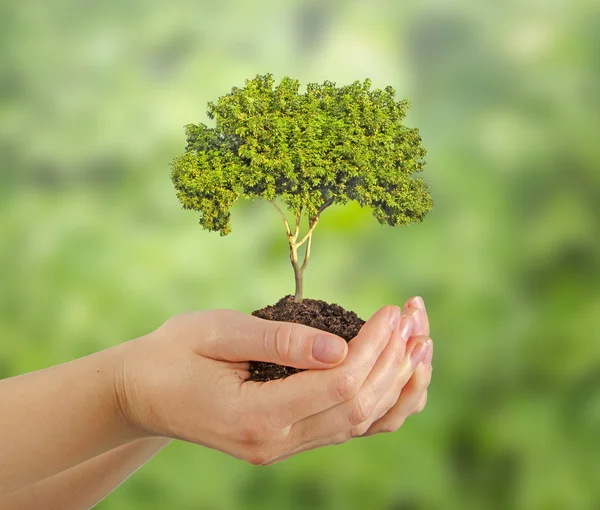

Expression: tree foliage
xmin=171 ymin=74 xmax=433 ymax=236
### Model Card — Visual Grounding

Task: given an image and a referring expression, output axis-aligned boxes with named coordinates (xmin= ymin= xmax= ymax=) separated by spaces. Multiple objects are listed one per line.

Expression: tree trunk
xmin=290 ymin=242 xmax=304 ymax=303
xmin=293 ymin=263 xmax=303 ymax=303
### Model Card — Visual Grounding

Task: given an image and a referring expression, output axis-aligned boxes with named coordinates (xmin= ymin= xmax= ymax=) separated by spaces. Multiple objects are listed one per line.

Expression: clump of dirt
xmin=248 ymin=295 xmax=365 ymax=382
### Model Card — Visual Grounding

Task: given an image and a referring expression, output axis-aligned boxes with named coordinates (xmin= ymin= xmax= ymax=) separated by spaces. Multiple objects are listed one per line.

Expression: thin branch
xmin=317 ymin=197 xmax=334 ymax=216
xmin=301 ymin=233 xmax=312 ymax=270
xmin=296 ymin=198 xmax=332 ymax=248
xmin=293 ymin=210 xmax=301 ymax=241
xmin=269 ymin=200 xmax=291 ymax=236
xmin=296 ymin=217 xmax=319 ymax=248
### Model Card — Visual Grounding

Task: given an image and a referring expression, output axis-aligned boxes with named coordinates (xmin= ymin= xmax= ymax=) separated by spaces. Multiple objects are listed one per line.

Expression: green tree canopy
xmin=171 ymin=74 xmax=433 ymax=301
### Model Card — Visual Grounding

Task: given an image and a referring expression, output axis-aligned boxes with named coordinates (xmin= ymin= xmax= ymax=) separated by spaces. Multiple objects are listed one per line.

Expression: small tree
xmin=171 ymin=74 xmax=433 ymax=303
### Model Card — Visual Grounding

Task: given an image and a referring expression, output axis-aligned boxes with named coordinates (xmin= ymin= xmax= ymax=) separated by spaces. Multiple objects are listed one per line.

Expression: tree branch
xmin=317 ymin=197 xmax=334 ymax=216
xmin=269 ymin=200 xmax=291 ymax=237
xmin=293 ymin=210 xmax=301 ymax=241
xmin=296 ymin=217 xmax=319 ymax=248
xmin=301 ymin=233 xmax=312 ymax=271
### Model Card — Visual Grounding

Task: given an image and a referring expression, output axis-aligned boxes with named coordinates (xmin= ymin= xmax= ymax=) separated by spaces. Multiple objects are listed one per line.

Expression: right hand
xmin=115 ymin=299 xmax=433 ymax=465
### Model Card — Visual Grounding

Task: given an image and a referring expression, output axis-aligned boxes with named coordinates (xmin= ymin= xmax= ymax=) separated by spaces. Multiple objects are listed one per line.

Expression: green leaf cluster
xmin=171 ymin=74 xmax=432 ymax=235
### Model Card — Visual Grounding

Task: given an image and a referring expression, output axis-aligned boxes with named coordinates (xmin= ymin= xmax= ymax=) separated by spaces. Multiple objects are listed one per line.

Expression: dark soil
xmin=248 ymin=295 xmax=366 ymax=382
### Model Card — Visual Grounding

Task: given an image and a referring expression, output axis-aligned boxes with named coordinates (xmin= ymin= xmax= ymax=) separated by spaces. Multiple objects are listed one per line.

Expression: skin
xmin=0 ymin=439 xmax=170 ymax=510
xmin=0 ymin=297 xmax=433 ymax=509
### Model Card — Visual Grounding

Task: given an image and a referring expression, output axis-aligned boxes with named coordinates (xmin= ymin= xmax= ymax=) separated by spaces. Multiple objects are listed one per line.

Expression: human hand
xmin=266 ymin=296 xmax=433 ymax=461
xmin=360 ymin=296 xmax=433 ymax=437
xmin=115 ymin=300 xmax=433 ymax=465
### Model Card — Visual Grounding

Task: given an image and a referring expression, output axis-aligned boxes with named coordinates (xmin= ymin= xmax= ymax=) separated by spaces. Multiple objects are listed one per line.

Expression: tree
xmin=171 ymin=74 xmax=433 ymax=303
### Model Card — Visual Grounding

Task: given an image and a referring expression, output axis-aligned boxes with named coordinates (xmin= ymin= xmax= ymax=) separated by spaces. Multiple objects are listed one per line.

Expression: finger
xmin=405 ymin=296 xmax=430 ymax=337
xmin=336 ymin=335 xmax=429 ymax=437
xmin=199 ymin=310 xmax=348 ymax=369
xmin=265 ymin=337 xmax=429 ymax=466
xmin=266 ymin=330 xmax=426 ymax=465
xmin=402 ymin=296 xmax=414 ymax=311
xmin=282 ymin=332 xmax=430 ymax=452
xmin=409 ymin=391 xmax=428 ymax=416
xmin=242 ymin=305 xmax=401 ymax=428
xmin=364 ymin=335 xmax=431 ymax=425
xmin=364 ymin=348 xmax=433 ymax=435
xmin=402 ymin=304 xmax=425 ymax=337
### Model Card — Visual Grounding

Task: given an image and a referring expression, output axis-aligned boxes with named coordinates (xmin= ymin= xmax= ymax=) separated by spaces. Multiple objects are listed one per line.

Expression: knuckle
xmin=332 ymin=433 xmax=351 ymax=445
xmin=203 ymin=308 xmax=236 ymax=326
xmin=240 ymin=425 xmax=284 ymax=465
xmin=182 ymin=309 xmax=232 ymax=346
xmin=244 ymin=447 xmax=271 ymax=466
xmin=239 ymin=422 xmax=264 ymax=446
xmin=380 ymin=423 xmax=397 ymax=434
xmin=381 ymin=419 xmax=405 ymax=433
xmin=211 ymin=308 xmax=238 ymax=318
xmin=271 ymin=322 xmax=295 ymax=363
xmin=392 ymin=371 xmax=412 ymax=396
xmin=390 ymin=343 xmax=406 ymax=365
xmin=412 ymin=396 xmax=428 ymax=415
xmin=349 ymin=394 xmax=374 ymax=426
xmin=350 ymin=422 xmax=372 ymax=438
xmin=332 ymin=371 xmax=360 ymax=402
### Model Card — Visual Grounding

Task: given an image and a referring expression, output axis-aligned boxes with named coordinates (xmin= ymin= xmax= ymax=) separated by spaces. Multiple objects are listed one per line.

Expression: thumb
xmin=259 ymin=319 xmax=349 ymax=369
xmin=202 ymin=311 xmax=349 ymax=369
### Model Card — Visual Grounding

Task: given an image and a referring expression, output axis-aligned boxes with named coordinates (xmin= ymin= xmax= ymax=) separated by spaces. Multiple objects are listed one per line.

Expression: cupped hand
xmin=115 ymin=298 xmax=433 ymax=465
xmin=360 ymin=296 xmax=433 ymax=437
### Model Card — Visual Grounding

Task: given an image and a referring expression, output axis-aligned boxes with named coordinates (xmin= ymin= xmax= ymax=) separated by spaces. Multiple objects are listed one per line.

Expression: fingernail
xmin=423 ymin=341 xmax=433 ymax=366
xmin=409 ymin=308 xmax=424 ymax=336
xmin=388 ymin=306 xmax=400 ymax=330
xmin=313 ymin=335 xmax=346 ymax=364
xmin=398 ymin=316 xmax=413 ymax=343
xmin=410 ymin=341 xmax=429 ymax=367
xmin=410 ymin=296 xmax=425 ymax=310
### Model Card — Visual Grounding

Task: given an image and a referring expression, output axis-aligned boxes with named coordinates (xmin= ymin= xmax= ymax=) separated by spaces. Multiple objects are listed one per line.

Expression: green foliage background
xmin=1 ymin=0 xmax=599 ymax=508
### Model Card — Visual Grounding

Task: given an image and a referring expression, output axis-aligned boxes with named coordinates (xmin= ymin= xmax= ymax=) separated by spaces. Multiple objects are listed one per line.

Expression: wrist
xmin=110 ymin=339 xmax=158 ymax=440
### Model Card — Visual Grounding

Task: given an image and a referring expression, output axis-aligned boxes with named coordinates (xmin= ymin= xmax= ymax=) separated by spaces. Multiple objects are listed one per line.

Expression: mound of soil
xmin=248 ymin=295 xmax=365 ymax=382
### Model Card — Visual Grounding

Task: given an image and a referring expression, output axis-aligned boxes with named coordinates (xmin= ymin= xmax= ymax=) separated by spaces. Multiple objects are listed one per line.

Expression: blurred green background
xmin=1 ymin=0 xmax=599 ymax=508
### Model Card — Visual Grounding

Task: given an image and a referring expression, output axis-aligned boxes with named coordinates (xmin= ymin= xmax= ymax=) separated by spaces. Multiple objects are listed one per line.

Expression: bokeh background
xmin=2 ymin=0 xmax=600 ymax=508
